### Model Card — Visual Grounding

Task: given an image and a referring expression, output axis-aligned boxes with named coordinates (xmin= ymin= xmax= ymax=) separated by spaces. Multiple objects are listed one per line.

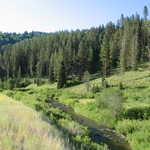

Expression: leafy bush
xmin=0 ymin=78 xmax=32 ymax=90
xmin=101 ymin=78 xmax=109 ymax=88
xmin=3 ymin=90 xmax=15 ymax=97
xmin=67 ymin=79 xmax=81 ymax=87
xmin=119 ymin=82 xmax=124 ymax=90
xmin=96 ymin=88 xmax=124 ymax=119
xmin=124 ymin=106 xmax=150 ymax=120
xmin=16 ymin=78 xmax=32 ymax=88
xmin=0 ymin=79 xmax=4 ymax=89
xmin=35 ymin=103 xmax=43 ymax=111
xmin=34 ymin=78 xmax=45 ymax=86
xmin=91 ymin=84 xmax=101 ymax=93
xmin=83 ymin=71 xmax=91 ymax=92
xmin=5 ymin=78 xmax=16 ymax=90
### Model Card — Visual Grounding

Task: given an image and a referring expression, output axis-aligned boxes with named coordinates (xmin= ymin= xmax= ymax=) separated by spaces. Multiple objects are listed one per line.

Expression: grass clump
xmin=116 ymin=119 xmax=150 ymax=150
xmin=0 ymin=95 xmax=70 ymax=150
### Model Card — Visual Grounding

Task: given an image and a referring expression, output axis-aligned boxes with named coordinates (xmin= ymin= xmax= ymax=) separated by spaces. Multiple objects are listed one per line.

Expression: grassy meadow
xmin=1 ymin=66 xmax=150 ymax=150
xmin=0 ymin=95 xmax=70 ymax=150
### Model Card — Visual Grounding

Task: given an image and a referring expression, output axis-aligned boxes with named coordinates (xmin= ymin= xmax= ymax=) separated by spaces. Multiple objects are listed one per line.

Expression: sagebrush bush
xmin=96 ymin=88 xmax=124 ymax=119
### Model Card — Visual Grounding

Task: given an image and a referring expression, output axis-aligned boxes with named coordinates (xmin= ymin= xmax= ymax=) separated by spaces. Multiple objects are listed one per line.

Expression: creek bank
xmin=49 ymin=100 xmax=132 ymax=150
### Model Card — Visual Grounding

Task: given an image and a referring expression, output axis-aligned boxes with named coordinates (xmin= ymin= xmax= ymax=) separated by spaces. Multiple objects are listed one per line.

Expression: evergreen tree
xmin=49 ymin=55 xmax=55 ymax=83
xmin=143 ymin=6 xmax=149 ymax=20
xmin=57 ymin=61 xmax=67 ymax=89
xmin=131 ymin=30 xmax=139 ymax=70
xmin=100 ymin=22 xmax=115 ymax=76
xmin=78 ymin=38 xmax=89 ymax=78
xmin=29 ymin=51 xmax=34 ymax=77
xmin=17 ymin=66 xmax=22 ymax=79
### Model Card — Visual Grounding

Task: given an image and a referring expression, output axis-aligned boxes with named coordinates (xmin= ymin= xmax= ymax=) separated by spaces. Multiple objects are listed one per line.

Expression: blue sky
xmin=0 ymin=0 xmax=149 ymax=33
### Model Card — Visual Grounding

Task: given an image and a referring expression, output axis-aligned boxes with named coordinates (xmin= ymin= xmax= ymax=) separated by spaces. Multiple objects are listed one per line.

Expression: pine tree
xmin=131 ymin=29 xmax=139 ymax=70
xmin=100 ymin=32 xmax=110 ymax=76
xmin=143 ymin=6 xmax=149 ymax=20
xmin=110 ymin=30 xmax=120 ymax=68
xmin=29 ymin=51 xmax=34 ymax=77
xmin=78 ymin=39 xmax=89 ymax=78
xmin=17 ymin=66 xmax=22 ymax=79
xmin=100 ymin=22 xmax=115 ymax=77
xmin=49 ymin=55 xmax=55 ymax=83
xmin=57 ymin=61 xmax=67 ymax=89
xmin=120 ymin=19 xmax=131 ymax=72
xmin=36 ymin=62 xmax=42 ymax=78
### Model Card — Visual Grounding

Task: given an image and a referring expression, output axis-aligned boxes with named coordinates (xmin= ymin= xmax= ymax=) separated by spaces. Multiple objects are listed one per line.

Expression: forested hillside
xmin=0 ymin=31 xmax=45 ymax=49
xmin=0 ymin=6 xmax=149 ymax=89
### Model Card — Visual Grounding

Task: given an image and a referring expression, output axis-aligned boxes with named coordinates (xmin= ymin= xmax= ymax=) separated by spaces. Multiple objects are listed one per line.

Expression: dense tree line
xmin=0 ymin=6 xmax=149 ymax=88
xmin=0 ymin=28 xmax=102 ymax=79
xmin=0 ymin=31 xmax=46 ymax=50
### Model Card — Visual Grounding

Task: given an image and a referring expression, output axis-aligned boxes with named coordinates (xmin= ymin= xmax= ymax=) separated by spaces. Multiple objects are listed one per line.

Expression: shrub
xmin=5 ymin=79 xmax=16 ymax=90
xmin=19 ymin=78 xmax=32 ymax=88
xmin=96 ymin=88 xmax=124 ymax=119
xmin=66 ymin=79 xmax=81 ymax=87
xmin=101 ymin=78 xmax=109 ymax=88
xmin=34 ymin=78 xmax=44 ymax=86
xmin=119 ymin=82 xmax=124 ymax=90
xmin=35 ymin=103 xmax=43 ymax=111
xmin=0 ymin=79 xmax=4 ymax=89
xmin=3 ymin=90 xmax=15 ymax=97
xmin=91 ymin=84 xmax=101 ymax=93
xmin=124 ymin=106 xmax=150 ymax=120
xmin=15 ymin=78 xmax=32 ymax=88
xmin=83 ymin=71 xmax=91 ymax=92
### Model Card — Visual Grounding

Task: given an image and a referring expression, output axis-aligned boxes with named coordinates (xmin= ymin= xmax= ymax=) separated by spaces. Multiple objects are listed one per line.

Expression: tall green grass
xmin=2 ymin=68 xmax=150 ymax=150
xmin=0 ymin=95 xmax=69 ymax=150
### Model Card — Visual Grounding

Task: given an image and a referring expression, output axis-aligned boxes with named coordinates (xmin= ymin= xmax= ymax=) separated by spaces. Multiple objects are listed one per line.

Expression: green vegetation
xmin=0 ymin=83 xmax=109 ymax=150
xmin=0 ymin=95 xmax=69 ymax=150
xmin=57 ymin=61 xmax=67 ymax=89
xmin=0 ymin=31 xmax=45 ymax=47
xmin=96 ymin=88 xmax=124 ymax=120
xmin=0 ymin=5 xmax=149 ymax=150
xmin=0 ymin=68 xmax=150 ymax=150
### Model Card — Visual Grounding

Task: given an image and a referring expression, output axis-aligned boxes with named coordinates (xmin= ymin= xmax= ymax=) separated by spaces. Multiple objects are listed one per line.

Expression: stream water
xmin=50 ymin=101 xmax=132 ymax=150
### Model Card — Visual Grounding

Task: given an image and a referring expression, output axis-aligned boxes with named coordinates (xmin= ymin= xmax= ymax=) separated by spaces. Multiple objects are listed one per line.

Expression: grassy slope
xmin=2 ymin=67 xmax=150 ymax=150
xmin=0 ymin=95 xmax=69 ymax=150
xmin=69 ymin=70 xmax=150 ymax=150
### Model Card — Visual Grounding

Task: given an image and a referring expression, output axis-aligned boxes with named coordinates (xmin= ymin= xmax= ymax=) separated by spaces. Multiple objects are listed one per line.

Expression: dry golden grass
xmin=0 ymin=95 xmax=69 ymax=150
